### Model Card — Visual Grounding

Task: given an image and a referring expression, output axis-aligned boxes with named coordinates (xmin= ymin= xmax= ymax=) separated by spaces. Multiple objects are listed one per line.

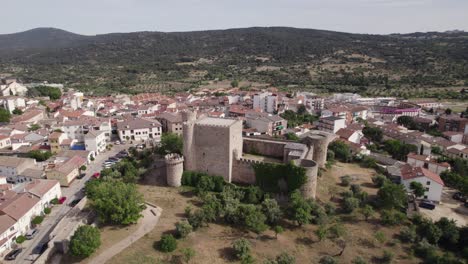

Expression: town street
xmin=14 ymin=144 xmax=130 ymax=264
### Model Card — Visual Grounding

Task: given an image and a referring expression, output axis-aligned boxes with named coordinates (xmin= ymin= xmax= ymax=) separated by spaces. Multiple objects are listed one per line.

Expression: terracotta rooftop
xmin=400 ymin=164 xmax=444 ymax=186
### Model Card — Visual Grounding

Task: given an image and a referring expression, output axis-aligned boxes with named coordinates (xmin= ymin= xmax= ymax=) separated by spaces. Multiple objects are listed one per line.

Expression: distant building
xmin=253 ymin=92 xmax=278 ymax=113
xmin=46 ymin=155 xmax=87 ymax=186
xmin=0 ymin=156 xmax=37 ymax=183
xmin=406 ymin=153 xmax=450 ymax=176
xmin=400 ymin=164 xmax=444 ymax=202
xmin=1 ymin=96 xmax=26 ymax=114
xmin=318 ymin=116 xmax=346 ymax=134
xmin=155 ymin=112 xmax=183 ymax=136
xmin=438 ymin=115 xmax=468 ymax=133
xmin=84 ymin=130 xmax=107 ymax=155
xmin=116 ymin=117 xmax=162 ymax=142
xmin=244 ymin=112 xmax=287 ymax=136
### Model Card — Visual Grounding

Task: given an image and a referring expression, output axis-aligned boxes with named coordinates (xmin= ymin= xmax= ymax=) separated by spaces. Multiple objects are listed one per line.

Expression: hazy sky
xmin=1 ymin=0 xmax=467 ymax=35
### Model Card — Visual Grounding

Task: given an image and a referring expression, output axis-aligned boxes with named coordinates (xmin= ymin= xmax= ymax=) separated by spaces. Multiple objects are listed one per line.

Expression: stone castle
xmin=165 ymin=110 xmax=335 ymax=198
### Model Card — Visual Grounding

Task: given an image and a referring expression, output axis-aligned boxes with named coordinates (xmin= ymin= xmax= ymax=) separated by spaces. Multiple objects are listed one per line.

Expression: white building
xmin=1 ymin=97 xmax=26 ymax=114
xmin=253 ymin=92 xmax=278 ymax=113
xmin=400 ymin=165 xmax=444 ymax=202
xmin=406 ymin=153 xmax=450 ymax=176
xmin=116 ymin=117 xmax=162 ymax=142
xmin=84 ymin=130 xmax=107 ymax=155
xmin=70 ymin=92 xmax=84 ymax=110
xmin=61 ymin=117 xmax=111 ymax=142
xmin=318 ymin=116 xmax=346 ymax=134
xmin=0 ymin=81 xmax=28 ymax=97
xmin=0 ymin=156 xmax=37 ymax=183
xmin=335 ymin=128 xmax=363 ymax=144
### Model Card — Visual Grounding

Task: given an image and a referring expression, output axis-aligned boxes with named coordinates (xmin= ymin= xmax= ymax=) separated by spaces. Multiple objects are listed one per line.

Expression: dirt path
xmin=88 ymin=203 xmax=162 ymax=264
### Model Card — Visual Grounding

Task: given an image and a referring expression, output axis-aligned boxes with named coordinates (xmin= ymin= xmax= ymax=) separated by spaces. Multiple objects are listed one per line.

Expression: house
xmin=336 ymin=128 xmax=363 ymax=144
xmin=23 ymin=179 xmax=61 ymax=209
xmin=49 ymin=131 xmax=68 ymax=154
xmin=46 ymin=155 xmax=87 ymax=186
xmin=10 ymin=109 xmax=44 ymax=124
xmin=321 ymin=107 xmax=352 ymax=124
xmin=155 ymin=112 xmax=183 ymax=136
xmin=253 ymin=92 xmax=278 ymax=113
xmin=0 ymin=156 xmax=37 ymax=183
xmin=318 ymin=116 xmax=346 ymax=134
xmin=0 ymin=135 xmax=11 ymax=149
xmin=0 ymin=96 xmax=26 ymax=114
xmin=84 ymin=130 xmax=107 ymax=155
xmin=438 ymin=115 xmax=468 ymax=133
xmin=350 ymin=106 xmax=368 ymax=121
xmin=443 ymin=131 xmax=464 ymax=144
xmin=244 ymin=112 xmax=287 ymax=136
xmin=60 ymin=117 xmax=111 ymax=142
xmin=0 ymin=214 xmax=18 ymax=254
xmin=406 ymin=153 xmax=450 ymax=175
xmin=412 ymin=117 xmax=433 ymax=131
xmin=116 ymin=117 xmax=162 ymax=142
xmin=0 ymin=80 xmax=28 ymax=96
xmin=400 ymin=164 xmax=444 ymax=202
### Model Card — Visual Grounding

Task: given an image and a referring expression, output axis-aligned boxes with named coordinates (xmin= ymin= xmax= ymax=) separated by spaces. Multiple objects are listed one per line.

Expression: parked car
xmin=69 ymin=199 xmax=81 ymax=207
xmin=115 ymin=140 xmax=121 ymax=145
xmin=419 ymin=200 xmax=436 ymax=210
xmin=77 ymin=173 xmax=86 ymax=179
xmin=92 ymin=172 xmax=100 ymax=179
xmin=121 ymin=140 xmax=126 ymax=144
xmin=108 ymin=157 xmax=120 ymax=162
xmin=58 ymin=197 xmax=67 ymax=204
xmin=464 ymin=201 xmax=468 ymax=208
xmin=34 ymin=243 xmax=48 ymax=254
xmin=5 ymin=248 xmax=22 ymax=260
xmin=136 ymin=144 xmax=144 ymax=149
xmin=453 ymin=192 xmax=465 ymax=201
xmin=25 ymin=229 xmax=39 ymax=240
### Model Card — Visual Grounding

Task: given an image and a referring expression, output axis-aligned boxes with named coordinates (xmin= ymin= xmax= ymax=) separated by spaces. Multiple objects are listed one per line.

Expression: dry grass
xmin=108 ymin=162 xmax=419 ymax=264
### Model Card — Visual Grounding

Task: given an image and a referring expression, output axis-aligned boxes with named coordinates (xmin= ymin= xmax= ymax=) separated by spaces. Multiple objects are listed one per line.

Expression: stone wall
xmin=231 ymin=158 xmax=258 ymax=184
xmin=243 ymin=137 xmax=288 ymax=159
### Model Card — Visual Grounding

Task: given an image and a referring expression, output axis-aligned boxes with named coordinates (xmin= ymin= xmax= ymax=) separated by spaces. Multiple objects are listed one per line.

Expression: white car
xmin=115 ymin=141 xmax=121 ymax=145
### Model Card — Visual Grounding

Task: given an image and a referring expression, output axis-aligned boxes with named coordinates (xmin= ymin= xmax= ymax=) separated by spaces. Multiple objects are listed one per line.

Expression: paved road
xmin=13 ymin=144 xmax=130 ymax=264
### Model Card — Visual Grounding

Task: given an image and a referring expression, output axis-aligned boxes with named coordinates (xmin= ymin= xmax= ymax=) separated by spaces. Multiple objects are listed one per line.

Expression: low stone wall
xmin=243 ymin=137 xmax=288 ymax=159
xmin=231 ymin=158 xmax=259 ymax=184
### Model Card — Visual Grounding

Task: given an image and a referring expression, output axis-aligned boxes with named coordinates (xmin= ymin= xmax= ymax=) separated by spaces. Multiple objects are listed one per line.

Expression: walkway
xmin=88 ymin=203 xmax=162 ymax=264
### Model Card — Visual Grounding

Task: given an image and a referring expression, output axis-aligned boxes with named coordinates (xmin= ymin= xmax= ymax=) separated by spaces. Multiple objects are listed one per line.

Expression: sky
xmin=1 ymin=0 xmax=467 ymax=35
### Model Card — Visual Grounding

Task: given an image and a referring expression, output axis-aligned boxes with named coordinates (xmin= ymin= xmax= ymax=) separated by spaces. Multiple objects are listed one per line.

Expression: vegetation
xmin=0 ymin=108 xmax=11 ymax=123
xmin=15 ymin=235 xmax=26 ymax=244
xmin=44 ymin=207 xmax=51 ymax=214
xmin=362 ymin=126 xmax=383 ymax=143
xmin=280 ymin=109 xmax=318 ymax=128
xmin=31 ymin=216 xmax=44 ymax=225
xmin=328 ymin=141 xmax=352 ymax=162
xmin=157 ymin=133 xmax=183 ymax=155
xmin=69 ymin=225 xmax=101 ymax=258
xmin=252 ymin=162 xmax=307 ymax=193
xmin=157 ymin=234 xmax=177 ymax=253
xmin=175 ymin=221 xmax=193 ymax=239
xmin=28 ymin=123 xmax=41 ymax=131
xmin=383 ymin=139 xmax=418 ymax=161
xmin=28 ymin=150 xmax=53 ymax=161
xmin=85 ymin=180 xmax=144 ymax=225
xmin=28 ymin=85 xmax=62 ymax=100
xmin=12 ymin=108 xmax=23 ymax=115
xmin=232 ymin=238 xmax=253 ymax=263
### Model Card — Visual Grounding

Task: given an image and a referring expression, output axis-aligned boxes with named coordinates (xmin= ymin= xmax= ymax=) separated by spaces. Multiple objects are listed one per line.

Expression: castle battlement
xmin=237 ymin=157 xmax=269 ymax=165
xmin=165 ymin=153 xmax=184 ymax=165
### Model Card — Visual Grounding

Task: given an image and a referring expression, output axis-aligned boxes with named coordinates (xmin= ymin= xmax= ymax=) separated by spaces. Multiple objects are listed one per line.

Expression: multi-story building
xmin=406 ymin=153 xmax=450 ymax=176
xmin=253 ymin=92 xmax=278 ymax=113
xmin=438 ymin=115 xmax=468 ymax=133
xmin=61 ymin=116 xmax=111 ymax=142
xmin=84 ymin=130 xmax=107 ymax=155
xmin=156 ymin=112 xmax=183 ymax=136
xmin=1 ymin=96 xmax=26 ymax=114
xmin=400 ymin=165 xmax=444 ymax=202
xmin=0 ymin=156 xmax=37 ymax=183
xmin=116 ymin=117 xmax=162 ymax=142
xmin=244 ymin=112 xmax=287 ymax=136
xmin=46 ymin=155 xmax=87 ymax=186
xmin=318 ymin=116 xmax=346 ymax=134
xmin=49 ymin=131 xmax=69 ymax=154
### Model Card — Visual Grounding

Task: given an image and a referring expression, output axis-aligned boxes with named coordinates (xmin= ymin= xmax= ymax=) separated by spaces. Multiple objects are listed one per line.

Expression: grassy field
xmin=105 ymin=162 xmax=419 ymax=264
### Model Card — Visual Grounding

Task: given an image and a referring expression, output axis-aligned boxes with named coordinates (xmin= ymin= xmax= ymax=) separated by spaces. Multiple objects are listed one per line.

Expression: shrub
xmin=158 ymin=234 xmax=177 ymax=253
xmin=341 ymin=175 xmax=352 ymax=186
xmin=69 ymin=225 xmax=101 ymax=257
xmin=343 ymin=197 xmax=360 ymax=213
xmin=413 ymin=239 xmax=436 ymax=258
xmin=275 ymin=252 xmax=296 ymax=264
xmin=273 ymin=225 xmax=284 ymax=239
xmin=372 ymin=174 xmax=387 ymax=187
xmin=380 ymin=209 xmax=406 ymax=226
xmin=50 ymin=198 xmax=59 ymax=205
xmin=15 ymin=235 xmax=26 ymax=244
xmin=350 ymin=184 xmax=362 ymax=195
xmin=32 ymin=216 xmax=44 ymax=225
xmin=319 ymin=256 xmax=337 ymax=264
xmin=381 ymin=250 xmax=394 ymax=264
xmin=175 ymin=221 xmax=193 ymax=239
xmin=44 ymin=207 xmax=51 ymax=214
xmin=181 ymin=247 xmax=196 ymax=263
xmin=232 ymin=238 xmax=251 ymax=261
xmin=374 ymin=231 xmax=386 ymax=243
xmin=352 ymin=256 xmax=368 ymax=264
xmin=399 ymin=226 xmax=417 ymax=243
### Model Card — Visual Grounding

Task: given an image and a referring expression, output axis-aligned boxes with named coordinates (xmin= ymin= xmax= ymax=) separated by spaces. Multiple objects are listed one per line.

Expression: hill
xmin=1 ymin=27 xmax=467 ymax=97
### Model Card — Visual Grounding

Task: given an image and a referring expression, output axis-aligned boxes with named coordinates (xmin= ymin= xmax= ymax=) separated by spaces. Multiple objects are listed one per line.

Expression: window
xmin=424 ymin=195 xmax=428 ymax=199
xmin=426 ymin=181 xmax=430 ymax=185
xmin=425 ymin=187 xmax=429 ymax=191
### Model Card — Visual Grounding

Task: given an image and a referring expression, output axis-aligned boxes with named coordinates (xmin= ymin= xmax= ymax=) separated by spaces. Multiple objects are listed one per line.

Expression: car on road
xmin=34 ymin=243 xmax=48 ymax=255
xmin=115 ymin=140 xmax=121 ymax=145
xmin=453 ymin=192 xmax=466 ymax=202
xmin=108 ymin=157 xmax=120 ymax=162
xmin=25 ymin=228 xmax=39 ymax=240
xmin=92 ymin=172 xmax=100 ymax=179
xmin=5 ymin=248 xmax=22 ymax=260
xmin=58 ymin=196 xmax=67 ymax=204
xmin=69 ymin=198 xmax=81 ymax=207
xmin=419 ymin=200 xmax=436 ymax=210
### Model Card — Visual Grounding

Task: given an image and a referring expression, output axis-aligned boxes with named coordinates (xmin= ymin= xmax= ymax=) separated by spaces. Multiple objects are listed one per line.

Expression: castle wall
xmin=231 ymin=158 xmax=258 ymax=184
xmin=243 ymin=137 xmax=288 ymax=159
xmin=293 ymin=159 xmax=318 ymax=199
xmin=165 ymin=154 xmax=184 ymax=187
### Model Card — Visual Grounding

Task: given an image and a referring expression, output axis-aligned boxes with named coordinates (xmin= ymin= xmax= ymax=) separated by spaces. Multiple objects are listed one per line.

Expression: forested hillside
xmin=1 ymin=27 xmax=467 ymax=97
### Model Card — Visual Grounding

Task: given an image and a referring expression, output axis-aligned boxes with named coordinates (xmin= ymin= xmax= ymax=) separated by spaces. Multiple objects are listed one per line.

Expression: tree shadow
xmin=295 ymin=236 xmax=316 ymax=246
xmin=218 ymin=247 xmax=237 ymax=262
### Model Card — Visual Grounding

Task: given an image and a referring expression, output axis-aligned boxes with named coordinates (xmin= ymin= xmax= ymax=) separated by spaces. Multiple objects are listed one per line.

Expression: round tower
xmin=182 ymin=110 xmax=197 ymax=171
xmin=301 ymin=131 xmax=336 ymax=168
xmin=293 ymin=159 xmax=318 ymax=199
xmin=165 ymin=153 xmax=185 ymax=187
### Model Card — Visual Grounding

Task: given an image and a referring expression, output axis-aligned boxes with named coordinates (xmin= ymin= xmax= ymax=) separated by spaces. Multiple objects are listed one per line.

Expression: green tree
xmin=343 ymin=197 xmax=360 ymax=213
xmin=175 ymin=221 xmax=193 ymax=239
xmin=380 ymin=209 xmax=406 ymax=226
xmin=232 ymin=238 xmax=251 ymax=261
xmin=328 ymin=141 xmax=352 ymax=162
xmin=362 ymin=126 xmax=383 ymax=143
xmin=28 ymin=150 xmax=53 ymax=161
xmin=315 ymin=225 xmax=328 ymax=241
xmin=273 ymin=225 xmax=284 ymax=239
xmin=158 ymin=234 xmax=177 ymax=252
xmin=86 ymin=180 xmax=144 ymax=225
xmin=297 ymin=104 xmax=307 ymax=115
xmin=285 ymin=132 xmax=299 ymax=141
xmin=319 ymin=256 xmax=337 ymax=264
xmin=231 ymin=80 xmax=239 ymax=88
xmin=352 ymin=256 xmax=368 ymax=264
xmin=397 ymin=116 xmax=416 ymax=129
xmin=435 ymin=217 xmax=459 ymax=246
xmin=261 ymin=198 xmax=282 ymax=225
xmin=445 ymin=108 xmax=452 ymax=115
xmin=377 ymin=183 xmax=408 ymax=210
xmin=288 ymin=190 xmax=312 ymax=226
xmin=399 ymin=226 xmax=417 ymax=243
xmin=0 ymin=108 xmax=11 ymax=122
xmin=360 ymin=205 xmax=374 ymax=221
xmin=372 ymin=174 xmax=388 ymax=187
xmin=275 ymin=252 xmax=296 ymax=264
xmin=410 ymin=181 xmax=425 ymax=198
xmin=69 ymin=225 xmax=101 ymax=258
xmin=158 ymin=133 xmax=183 ymax=155
xmin=28 ymin=124 xmax=41 ymax=131
xmin=12 ymin=108 xmax=23 ymax=115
